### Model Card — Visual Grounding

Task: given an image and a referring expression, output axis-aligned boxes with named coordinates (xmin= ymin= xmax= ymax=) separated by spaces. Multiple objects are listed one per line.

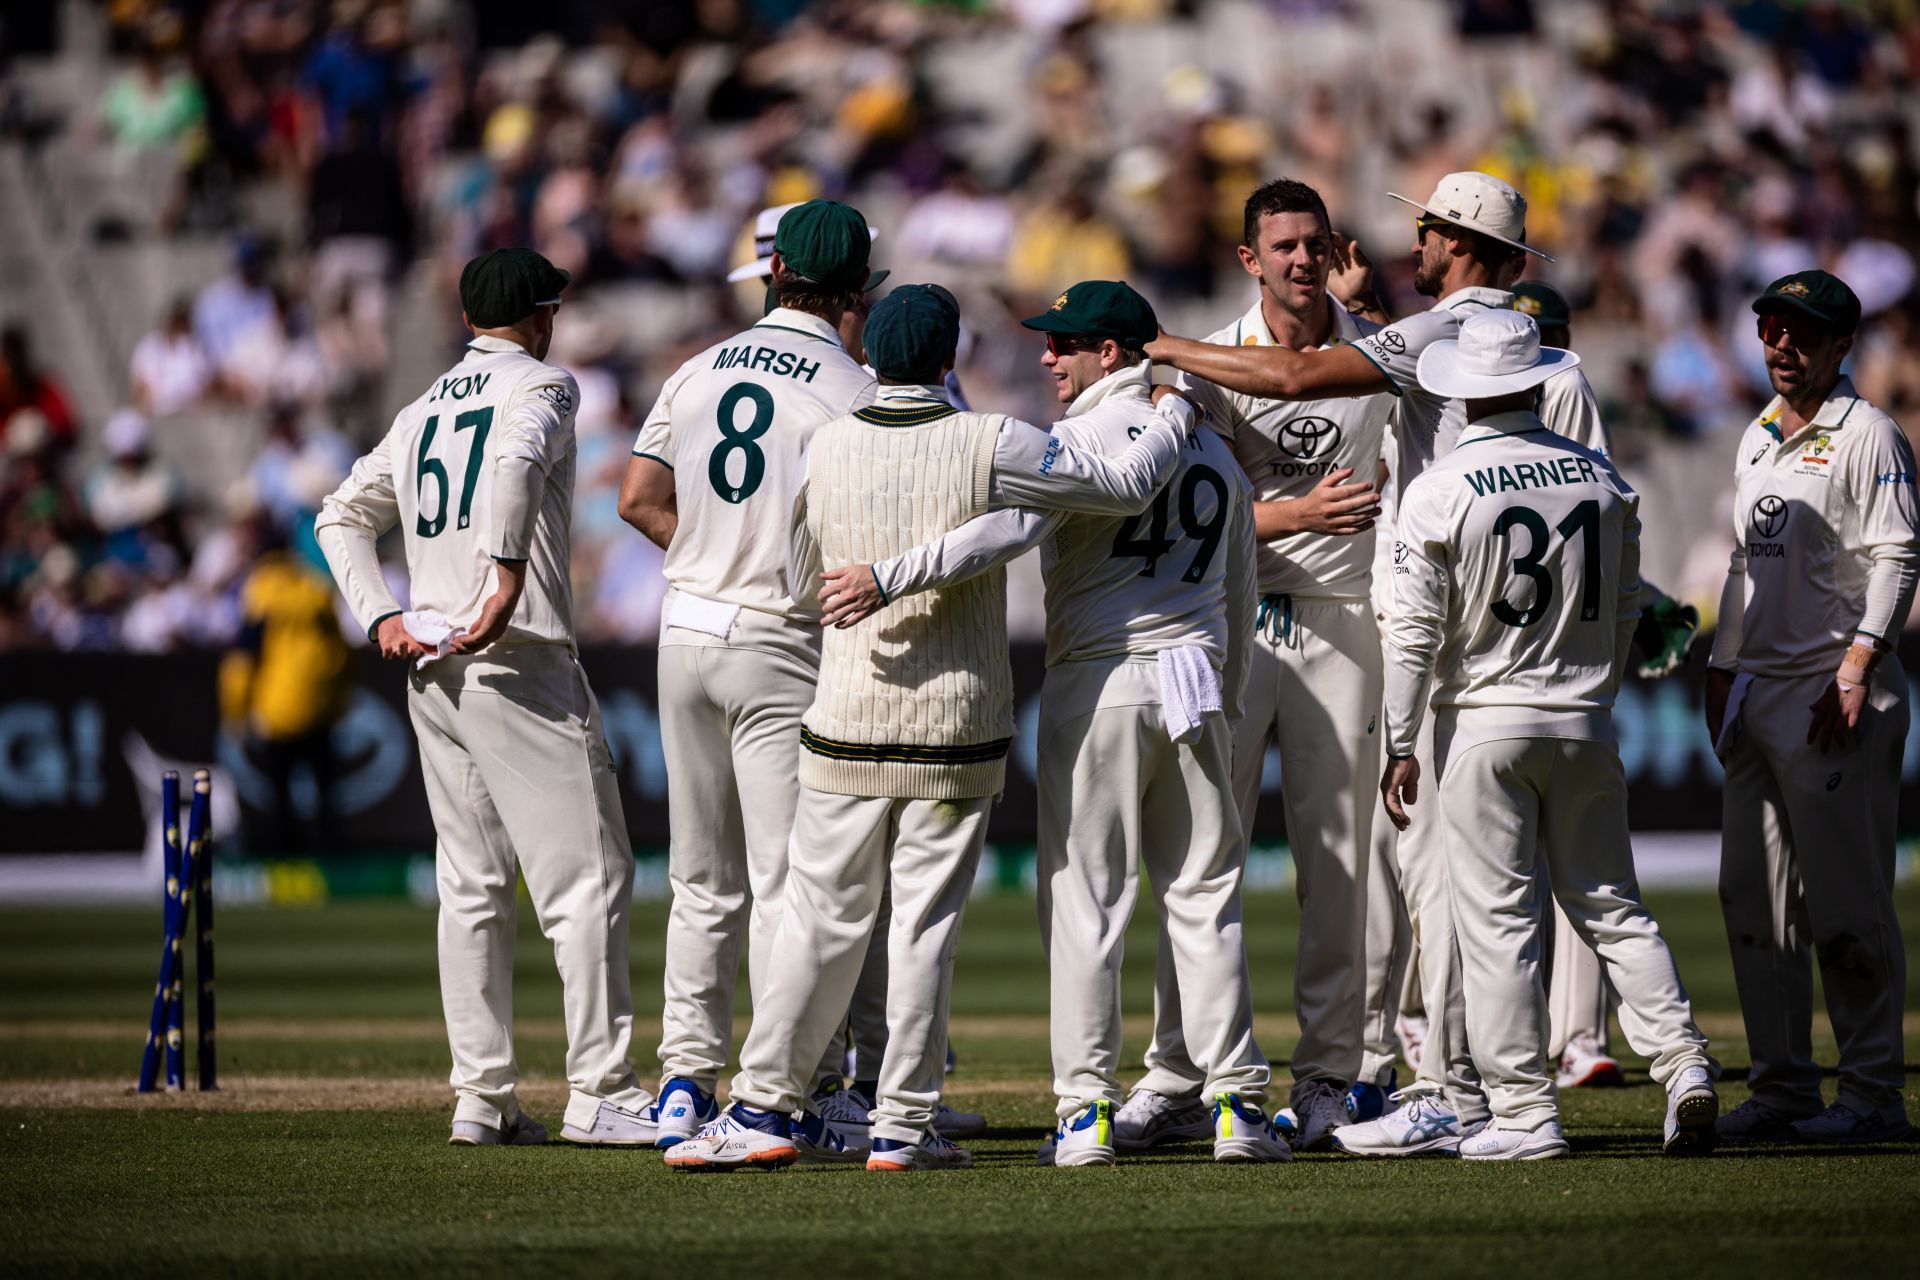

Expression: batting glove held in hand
xmin=1633 ymin=597 xmax=1700 ymax=680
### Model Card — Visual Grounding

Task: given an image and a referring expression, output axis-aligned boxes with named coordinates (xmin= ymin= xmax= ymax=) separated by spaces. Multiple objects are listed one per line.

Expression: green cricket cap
xmin=1510 ymin=281 xmax=1570 ymax=330
xmin=1020 ymin=280 xmax=1158 ymax=349
xmin=459 ymin=248 xmax=570 ymax=328
xmin=773 ymin=199 xmax=873 ymax=291
xmin=863 ymin=284 xmax=960 ymax=381
xmin=1752 ymin=269 xmax=1861 ymax=336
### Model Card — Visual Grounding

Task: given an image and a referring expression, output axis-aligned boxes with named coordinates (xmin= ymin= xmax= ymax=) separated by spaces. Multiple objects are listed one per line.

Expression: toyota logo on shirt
xmin=1278 ymin=416 xmax=1343 ymax=460
xmin=1751 ymin=494 xmax=1788 ymax=539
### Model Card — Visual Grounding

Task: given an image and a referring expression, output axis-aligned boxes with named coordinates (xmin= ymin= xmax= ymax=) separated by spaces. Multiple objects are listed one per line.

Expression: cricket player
xmin=316 ymin=248 xmax=653 ymax=1146
xmin=815 ymin=280 xmax=1289 ymax=1166
xmin=616 ymin=199 xmax=890 ymax=1149
xmin=1710 ymin=270 xmax=1917 ymax=1145
xmin=1125 ymin=179 xmax=1393 ymax=1153
xmin=1379 ymin=308 xmax=1720 ymax=1159
xmin=664 ymin=282 xmax=1198 ymax=1172
xmin=1148 ymin=171 xmax=1546 ymax=1148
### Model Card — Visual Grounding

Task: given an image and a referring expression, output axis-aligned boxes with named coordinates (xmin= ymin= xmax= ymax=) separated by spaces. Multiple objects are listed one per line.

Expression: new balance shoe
xmin=1346 ymin=1070 xmax=1397 ymax=1123
xmin=1662 ymin=1065 xmax=1718 ymax=1157
xmin=931 ymin=1101 xmax=987 ymax=1139
xmin=449 ymin=1113 xmax=547 ymax=1146
xmin=1715 ymin=1096 xmax=1817 ymax=1145
xmin=1037 ymin=1101 xmax=1116 ymax=1167
xmin=1789 ymin=1096 xmax=1914 ymax=1145
xmin=1557 ymin=1034 xmax=1625 ymax=1089
xmin=652 ymin=1077 xmax=719 ymax=1149
xmin=561 ymin=1098 xmax=659 ymax=1146
xmin=1290 ymin=1079 xmax=1349 ymax=1152
xmin=662 ymin=1105 xmax=798 ymax=1171
xmin=1395 ymin=1013 xmax=1428 ymax=1078
xmin=793 ymin=1084 xmax=872 ymax=1163
xmin=1211 ymin=1093 xmax=1294 ymax=1163
xmin=1330 ymin=1090 xmax=1463 ymax=1157
xmin=1113 ymin=1088 xmax=1212 ymax=1150
xmin=1459 ymin=1119 xmax=1569 ymax=1161
xmin=867 ymin=1129 xmax=973 ymax=1171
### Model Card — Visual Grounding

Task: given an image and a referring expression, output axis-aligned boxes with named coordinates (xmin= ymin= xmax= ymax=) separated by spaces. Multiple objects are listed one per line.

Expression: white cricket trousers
xmin=1719 ymin=663 xmax=1909 ymax=1110
xmin=1547 ymin=894 xmax=1611 ymax=1057
xmin=732 ymin=787 xmax=991 ymax=1144
xmin=1389 ymin=710 xmax=1486 ymax=1122
xmin=1040 ymin=657 xmax=1267 ymax=1121
xmin=655 ymin=614 xmax=886 ymax=1093
xmin=1235 ymin=596 xmax=1379 ymax=1098
xmin=408 ymin=646 xmax=649 ymax=1134
xmin=1440 ymin=729 xmax=1713 ymax=1129
xmin=1358 ymin=811 xmax=1416 ymax=1085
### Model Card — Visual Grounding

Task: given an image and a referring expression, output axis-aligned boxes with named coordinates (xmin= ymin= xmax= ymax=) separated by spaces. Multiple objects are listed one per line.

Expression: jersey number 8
xmin=708 ymin=382 xmax=774 ymax=504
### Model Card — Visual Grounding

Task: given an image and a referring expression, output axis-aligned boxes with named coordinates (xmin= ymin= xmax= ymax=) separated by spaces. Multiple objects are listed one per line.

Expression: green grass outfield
xmin=2 ymin=889 xmax=1917 ymax=1278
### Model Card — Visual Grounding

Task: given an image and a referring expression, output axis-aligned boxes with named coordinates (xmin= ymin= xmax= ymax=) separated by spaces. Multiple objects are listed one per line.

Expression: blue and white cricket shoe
xmin=1036 ymin=1100 xmax=1116 ymax=1167
xmin=794 ymin=1082 xmax=873 ymax=1164
xmin=1291 ymin=1079 xmax=1349 ymax=1151
xmin=1346 ymin=1070 xmax=1397 ymax=1123
xmin=662 ymin=1104 xmax=798 ymax=1171
xmin=1330 ymin=1089 xmax=1464 ymax=1157
xmin=1662 ymin=1065 xmax=1719 ymax=1157
xmin=1113 ymin=1088 xmax=1213 ymax=1150
xmin=931 ymin=1101 xmax=987 ymax=1139
xmin=867 ymin=1129 xmax=972 ymax=1171
xmin=1211 ymin=1093 xmax=1294 ymax=1163
xmin=652 ymin=1077 xmax=719 ymax=1149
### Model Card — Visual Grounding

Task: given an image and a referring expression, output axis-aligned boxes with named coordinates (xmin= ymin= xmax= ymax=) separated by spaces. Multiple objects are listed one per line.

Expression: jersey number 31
xmin=1491 ymin=498 xmax=1600 ymax=627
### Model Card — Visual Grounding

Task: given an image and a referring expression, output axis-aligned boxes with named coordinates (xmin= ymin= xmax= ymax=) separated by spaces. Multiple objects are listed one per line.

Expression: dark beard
xmin=1413 ymin=258 xmax=1445 ymax=297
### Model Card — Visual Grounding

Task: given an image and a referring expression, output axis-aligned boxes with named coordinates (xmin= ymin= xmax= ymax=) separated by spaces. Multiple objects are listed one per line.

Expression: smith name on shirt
xmin=710 ymin=344 xmax=824 ymax=383
xmin=1463 ymin=455 xmax=1602 ymax=498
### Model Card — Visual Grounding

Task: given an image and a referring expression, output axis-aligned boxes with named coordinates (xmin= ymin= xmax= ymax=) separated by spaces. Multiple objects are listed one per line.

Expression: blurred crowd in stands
xmin=2 ymin=0 xmax=1920 ymax=655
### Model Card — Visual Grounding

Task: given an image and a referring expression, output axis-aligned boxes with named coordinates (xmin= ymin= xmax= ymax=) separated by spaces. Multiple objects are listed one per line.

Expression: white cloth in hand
xmin=403 ymin=609 xmax=468 ymax=669
xmin=1158 ymin=645 xmax=1222 ymax=744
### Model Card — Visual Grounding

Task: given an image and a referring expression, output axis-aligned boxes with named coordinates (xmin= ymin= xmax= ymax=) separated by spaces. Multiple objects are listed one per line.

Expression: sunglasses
xmin=1045 ymin=332 xmax=1100 ymax=357
xmin=1757 ymin=312 xmax=1830 ymax=349
xmin=1415 ymin=215 xmax=1451 ymax=241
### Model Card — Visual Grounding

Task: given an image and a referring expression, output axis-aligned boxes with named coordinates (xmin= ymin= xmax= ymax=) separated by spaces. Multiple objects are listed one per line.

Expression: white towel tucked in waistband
xmin=666 ymin=591 xmax=742 ymax=640
xmin=1158 ymin=645 xmax=1222 ymax=744
xmin=402 ymin=609 xmax=468 ymax=669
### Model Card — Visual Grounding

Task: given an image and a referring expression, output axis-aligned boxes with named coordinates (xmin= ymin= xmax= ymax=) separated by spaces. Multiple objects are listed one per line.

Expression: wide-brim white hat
xmin=1388 ymin=170 xmax=1553 ymax=262
xmin=726 ymin=202 xmax=883 ymax=282
xmin=1416 ymin=309 xmax=1579 ymax=399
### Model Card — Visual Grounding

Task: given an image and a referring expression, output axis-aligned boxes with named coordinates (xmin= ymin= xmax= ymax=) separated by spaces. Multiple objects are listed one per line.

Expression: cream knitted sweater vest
xmin=799 ymin=400 xmax=1012 ymax=799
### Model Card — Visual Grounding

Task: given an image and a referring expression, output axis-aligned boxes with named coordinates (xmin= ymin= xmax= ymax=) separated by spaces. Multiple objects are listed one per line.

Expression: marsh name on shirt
xmin=710 ymin=344 xmax=823 ymax=383
xmin=1463 ymin=455 xmax=1601 ymax=499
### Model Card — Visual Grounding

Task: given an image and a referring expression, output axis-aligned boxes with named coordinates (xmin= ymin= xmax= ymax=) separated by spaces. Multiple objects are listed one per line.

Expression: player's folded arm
xmin=989 ymin=398 xmax=1190 ymax=515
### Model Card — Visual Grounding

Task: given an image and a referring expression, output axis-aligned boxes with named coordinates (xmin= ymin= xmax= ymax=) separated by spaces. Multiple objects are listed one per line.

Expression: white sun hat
xmin=725 ymin=202 xmax=885 ymax=282
xmin=1415 ymin=309 xmax=1579 ymax=399
xmin=1388 ymin=170 xmax=1553 ymax=261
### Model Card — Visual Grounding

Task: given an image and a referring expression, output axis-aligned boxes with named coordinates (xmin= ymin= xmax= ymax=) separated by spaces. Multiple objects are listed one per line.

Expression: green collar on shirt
xmin=466 ymin=334 xmax=531 ymax=355
xmin=1757 ymin=375 xmax=1862 ymax=447
xmin=1455 ymin=409 xmax=1551 ymax=446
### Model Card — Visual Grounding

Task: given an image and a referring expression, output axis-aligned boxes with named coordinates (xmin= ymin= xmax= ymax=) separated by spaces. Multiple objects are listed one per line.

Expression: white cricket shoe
xmin=449 ymin=1113 xmax=547 ymax=1146
xmin=1113 ymin=1088 xmax=1212 ymax=1150
xmin=1212 ymin=1094 xmax=1294 ymax=1163
xmin=1662 ymin=1065 xmax=1718 ymax=1156
xmin=1789 ymin=1096 xmax=1914 ymax=1145
xmin=932 ymin=1101 xmax=987 ymax=1140
xmin=1395 ymin=1013 xmax=1428 ymax=1078
xmin=1290 ymin=1079 xmax=1349 ymax=1152
xmin=793 ymin=1085 xmax=873 ymax=1163
xmin=662 ymin=1105 xmax=798 ymax=1172
xmin=652 ymin=1077 xmax=719 ymax=1148
xmin=1037 ymin=1100 xmax=1116 ymax=1167
xmin=867 ymin=1129 xmax=973 ymax=1172
xmin=1460 ymin=1119 xmax=1569 ymax=1161
xmin=1330 ymin=1090 xmax=1464 ymax=1157
xmin=561 ymin=1098 xmax=659 ymax=1146
xmin=1557 ymin=1034 xmax=1625 ymax=1089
